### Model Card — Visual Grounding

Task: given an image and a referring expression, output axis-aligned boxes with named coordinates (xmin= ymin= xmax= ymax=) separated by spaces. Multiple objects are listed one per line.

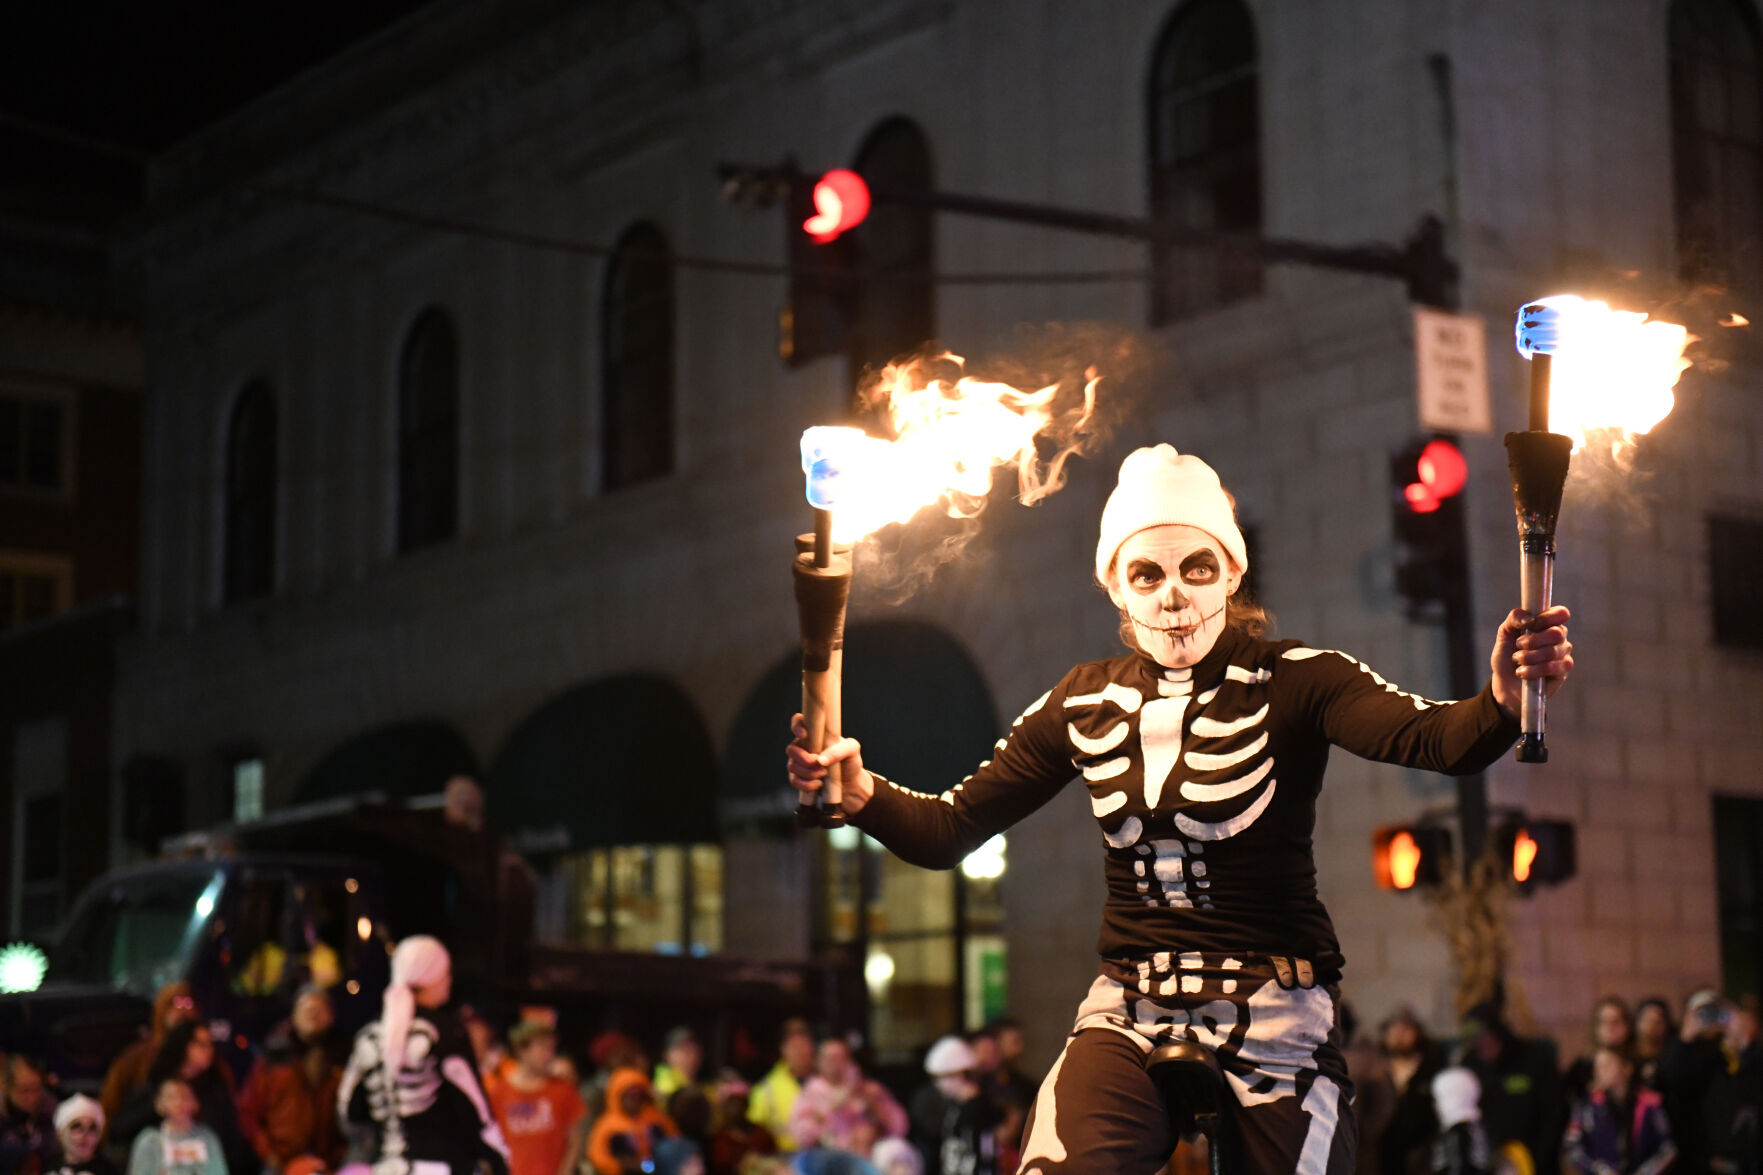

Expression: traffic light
xmin=1373 ymin=824 xmax=1452 ymax=891
xmin=781 ymin=167 xmax=862 ymax=366
xmin=802 ymin=169 xmax=871 ymax=243
xmin=1492 ymin=817 xmax=1576 ymax=892
xmin=1390 ymin=436 xmax=1469 ymax=616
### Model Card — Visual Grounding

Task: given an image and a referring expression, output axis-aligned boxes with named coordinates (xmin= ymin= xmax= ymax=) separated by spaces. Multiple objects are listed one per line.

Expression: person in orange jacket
xmin=587 ymin=1070 xmax=676 ymax=1175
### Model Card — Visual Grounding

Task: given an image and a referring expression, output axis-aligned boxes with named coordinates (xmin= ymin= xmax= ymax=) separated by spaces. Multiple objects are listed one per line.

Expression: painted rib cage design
xmin=348 ymin=1019 xmax=445 ymax=1171
xmin=1059 ymin=647 xmax=1439 ymax=911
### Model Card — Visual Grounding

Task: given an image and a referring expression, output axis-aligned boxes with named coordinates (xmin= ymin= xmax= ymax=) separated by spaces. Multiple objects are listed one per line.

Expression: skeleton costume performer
xmin=827 ymin=447 xmax=1536 ymax=1175
xmin=339 ymin=937 xmax=511 ymax=1175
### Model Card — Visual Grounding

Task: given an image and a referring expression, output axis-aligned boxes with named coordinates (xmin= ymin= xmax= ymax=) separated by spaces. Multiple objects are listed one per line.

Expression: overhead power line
xmin=0 ymin=107 xmax=1150 ymax=287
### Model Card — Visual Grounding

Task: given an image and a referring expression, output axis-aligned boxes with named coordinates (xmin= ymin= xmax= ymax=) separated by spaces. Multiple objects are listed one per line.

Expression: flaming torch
xmin=1509 ymin=295 xmax=1690 ymax=762
xmin=794 ymin=427 xmax=862 ymax=828
xmin=791 ymin=356 xmax=1101 ymax=826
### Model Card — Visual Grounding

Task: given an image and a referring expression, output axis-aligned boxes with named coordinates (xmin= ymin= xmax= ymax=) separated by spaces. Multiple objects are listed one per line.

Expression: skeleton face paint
xmin=1108 ymin=525 xmax=1240 ymax=669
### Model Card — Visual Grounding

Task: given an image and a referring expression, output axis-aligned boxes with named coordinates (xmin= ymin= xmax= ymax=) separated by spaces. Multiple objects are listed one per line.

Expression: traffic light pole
xmin=1444 ymin=543 xmax=1488 ymax=869
xmin=717 ymin=162 xmax=1458 ymax=304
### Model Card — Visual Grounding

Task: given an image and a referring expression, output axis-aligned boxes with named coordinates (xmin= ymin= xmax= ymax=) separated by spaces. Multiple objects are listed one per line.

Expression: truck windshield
xmin=48 ymin=869 xmax=222 ymax=994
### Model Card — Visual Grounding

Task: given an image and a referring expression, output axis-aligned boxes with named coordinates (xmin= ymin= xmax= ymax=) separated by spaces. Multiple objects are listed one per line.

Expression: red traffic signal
xmin=802 ymin=169 xmax=871 ymax=243
xmin=1396 ymin=438 xmax=1468 ymax=514
xmin=1373 ymin=824 xmax=1451 ymax=891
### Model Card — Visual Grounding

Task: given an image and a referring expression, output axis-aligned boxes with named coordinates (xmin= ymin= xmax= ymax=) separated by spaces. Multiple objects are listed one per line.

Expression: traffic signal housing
xmin=1390 ymin=436 xmax=1470 ymax=617
xmin=781 ymin=167 xmax=861 ymax=366
xmin=1373 ymin=823 xmax=1452 ymax=891
xmin=1492 ymin=817 xmax=1576 ymax=892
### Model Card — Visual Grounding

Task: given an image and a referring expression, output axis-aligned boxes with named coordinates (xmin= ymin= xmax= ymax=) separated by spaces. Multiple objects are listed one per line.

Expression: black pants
xmin=1018 ymin=957 xmax=1357 ymax=1175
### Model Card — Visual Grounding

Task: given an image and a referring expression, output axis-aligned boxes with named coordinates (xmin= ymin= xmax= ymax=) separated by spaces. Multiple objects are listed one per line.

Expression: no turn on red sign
xmin=1413 ymin=306 xmax=1492 ymax=435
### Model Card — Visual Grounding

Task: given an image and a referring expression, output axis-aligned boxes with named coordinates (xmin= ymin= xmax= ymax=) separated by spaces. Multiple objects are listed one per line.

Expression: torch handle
xmin=1517 ymin=542 xmax=1553 ymax=763
xmin=823 ymin=647 xmax=848 ymax=828
xmin=797 ymin=666 xmax=833 ymax=826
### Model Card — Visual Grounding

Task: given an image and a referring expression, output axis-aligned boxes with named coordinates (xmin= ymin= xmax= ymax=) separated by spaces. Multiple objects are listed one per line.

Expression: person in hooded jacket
xmin=103 ymin=987 xmax=202 ymax=1129
xmin=586 ymin=1070 xmax=676 ymax=1175
xmin=1458 ymin=998 xmax=1561 ymax=1175
xmin=337 ymin=936 xmax=510 ymax=1175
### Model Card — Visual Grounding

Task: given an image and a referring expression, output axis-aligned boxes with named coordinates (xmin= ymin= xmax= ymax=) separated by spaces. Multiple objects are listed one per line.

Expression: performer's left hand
xmin=1490 ymin=605 xmax=1573 ymax=719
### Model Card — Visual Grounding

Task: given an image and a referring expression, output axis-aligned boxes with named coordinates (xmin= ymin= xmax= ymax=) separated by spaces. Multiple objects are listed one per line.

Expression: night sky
xmin=0 ymin=1 xmax=437 ymax=227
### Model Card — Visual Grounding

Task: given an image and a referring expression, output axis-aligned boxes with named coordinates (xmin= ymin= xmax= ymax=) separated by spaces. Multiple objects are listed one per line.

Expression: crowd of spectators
xmin=43 ymin=971 xmax=1763 ymax=1175
xmin=1351 ymin=987 xmax=1763 ymax=1175
xmin=0 ymin=981 xmax=1036 ymax=1175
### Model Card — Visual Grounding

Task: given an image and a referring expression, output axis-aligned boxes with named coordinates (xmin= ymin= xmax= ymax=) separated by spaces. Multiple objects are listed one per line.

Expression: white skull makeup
xmin=1108 ymin=524 xmax=1240 ymax=669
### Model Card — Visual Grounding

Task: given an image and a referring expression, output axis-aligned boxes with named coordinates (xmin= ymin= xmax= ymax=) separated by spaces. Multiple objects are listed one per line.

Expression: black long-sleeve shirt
xmin=852 ymin=626 xmax=1520 ymax=983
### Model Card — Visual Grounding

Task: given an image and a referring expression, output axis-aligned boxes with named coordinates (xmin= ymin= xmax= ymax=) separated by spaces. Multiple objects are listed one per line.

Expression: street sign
xmin=1413 ymin=306 xmax=1492 ymax=435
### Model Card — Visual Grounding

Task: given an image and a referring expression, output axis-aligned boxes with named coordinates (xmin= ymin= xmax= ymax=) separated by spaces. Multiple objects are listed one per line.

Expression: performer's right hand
xmin=788 ymin=713 xmax=875 ymax=815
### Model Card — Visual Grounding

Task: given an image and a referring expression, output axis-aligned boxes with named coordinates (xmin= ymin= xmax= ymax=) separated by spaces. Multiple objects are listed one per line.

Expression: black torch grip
xmin=794 ymin=549 xmax=852 ymax=828
xmin=1505 ymin=430 xmax=1571 ymax=766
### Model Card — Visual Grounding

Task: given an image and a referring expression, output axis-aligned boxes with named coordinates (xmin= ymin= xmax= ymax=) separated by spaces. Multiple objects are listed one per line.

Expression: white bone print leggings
xmin=1018 ymin=954 xmax=1357 ymax=1175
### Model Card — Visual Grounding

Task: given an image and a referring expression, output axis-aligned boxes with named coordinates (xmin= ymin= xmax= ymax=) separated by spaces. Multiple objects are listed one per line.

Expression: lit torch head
xmin=1515 ymin=294 xmax=1690 ymax=452
xmin=789 ymin=356 xmax=1103 ymax=823
xmin=1506 ymin=295 xmax=1692 ymax=763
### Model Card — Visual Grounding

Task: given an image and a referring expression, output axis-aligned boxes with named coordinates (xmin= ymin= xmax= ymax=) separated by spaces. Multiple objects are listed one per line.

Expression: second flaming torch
xmin=1509 ymin=300 xmax=1572 ymax=763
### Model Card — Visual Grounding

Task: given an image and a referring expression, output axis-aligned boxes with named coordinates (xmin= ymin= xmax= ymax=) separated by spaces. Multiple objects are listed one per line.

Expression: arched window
xmin=849 ymin=118 xmax=936 ymax=383
xmin=602 ymin=223 xmax=675 ymax=490
xmin=223 ymin=380 xmax=276 ymax=603
xmin=1670 ymin=0 xmax=1763 ymax=291
xmin=397 ymin=307 xmax=459 ymax=551
xmin=1147 ymin=0 xmax=1263 ymax=323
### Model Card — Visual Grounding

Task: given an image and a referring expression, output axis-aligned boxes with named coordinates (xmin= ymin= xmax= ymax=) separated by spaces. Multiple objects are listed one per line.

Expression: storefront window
xmin=818 ymin=827 xmax=1009 ymax=1061
xmin=551 ymin=844 xmax=722 ymax=955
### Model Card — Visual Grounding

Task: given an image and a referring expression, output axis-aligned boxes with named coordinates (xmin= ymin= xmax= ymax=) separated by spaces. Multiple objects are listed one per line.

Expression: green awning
xmin=486 ymin=673 xmax=717 ymax=852
xmin=719 ymin=620 xmax=1000 ymax=836
xmin=294 ymin=719 xmax=478 ymax=804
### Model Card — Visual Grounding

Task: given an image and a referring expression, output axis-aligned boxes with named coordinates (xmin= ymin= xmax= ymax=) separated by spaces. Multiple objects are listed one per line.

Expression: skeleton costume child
xmin=800 ymin=446 xmax=1559 ymax=1175
xmin=339 ymin=937 xmax=511 ymax=1175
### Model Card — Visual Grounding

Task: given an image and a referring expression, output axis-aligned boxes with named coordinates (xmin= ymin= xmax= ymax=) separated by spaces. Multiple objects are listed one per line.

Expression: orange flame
xmin=1723 ymin=312 xmax=1750 ymax=327
xmin=1543 ymin=295 xmax=1690 ymax=454
xmin=818 ymin=354 xmax=1099 ymax=544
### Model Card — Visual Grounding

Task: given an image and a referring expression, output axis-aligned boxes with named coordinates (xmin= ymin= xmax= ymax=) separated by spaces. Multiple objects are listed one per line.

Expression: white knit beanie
xmin=381 ymin=935 xmax=451 ymax=1071
xmin=1095 ymin=445 xmax=1247 ymax=583
xmin=54 ymin=1094 xmax=104 ymax=1134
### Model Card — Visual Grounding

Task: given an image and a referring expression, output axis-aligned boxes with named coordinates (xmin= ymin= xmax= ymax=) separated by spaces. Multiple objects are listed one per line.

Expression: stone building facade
xmin=117 ymin=0 xmax=1763 ymax=1067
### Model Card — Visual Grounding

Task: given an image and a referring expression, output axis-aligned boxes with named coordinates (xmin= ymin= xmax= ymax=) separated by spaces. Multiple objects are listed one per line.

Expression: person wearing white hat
xmin=51 ymin=1095 xmax=117 ymax=1175
xmin=337 ymin=936 xmax=510 ymax=1175
xmin=910 ymin=1037 xmax=1001 ymax=1175
xmin=1427 ymin=1069 xmax=1493 ymax=1175
xmin=788 ymin=445 xmax=1576 ymax=1175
